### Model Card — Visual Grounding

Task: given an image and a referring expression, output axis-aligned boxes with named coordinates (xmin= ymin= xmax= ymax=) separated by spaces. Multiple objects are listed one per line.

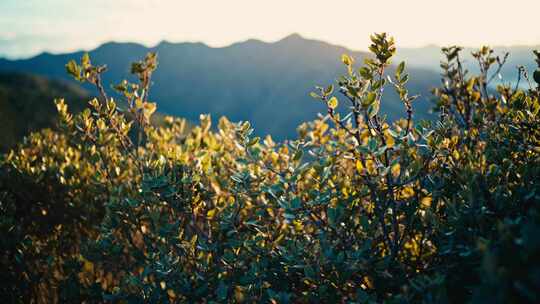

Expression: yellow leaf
xmin=207 ymin=208 xmax=217 ymax=219
xmin=421 ymin=196 xmax=432 ymax=208
xmin=160 ymin=281 xmax=167 ymax=290
xmin=356 ymin=160 xmax=364 ymax=173
xmin=328 ymin=97 xmax=339 ymax=109
xmin=83 ymin=260 xmax=94 ymax=274
xmin=401 ymin=187 xmax=415 ymax=199
xmin=451 ymin=135 xmax=459 ymax=146
xmin=341 ymin=54 xmax=353 ymax=66
xmin=384 ymin=130 xmax=395 ymax=147
xmin=472 ymin=91 xmax=481 ymax=102
xmin=274 ymin=233 xmax=285 ymax=245
xmin=135 ymin=98 xmax=144 ymax=109
xmin=293 ymin=220 xmax=304 ymax=232
xmin=143 ymin=102 xmax=157 ymax=119
xmin=441 ymin=138 xmax=451 ymax=149
xmin=235 ymin=286 xmax=246 ymax=303
xmin=167 ymin=289 xmax=177 ymax=298
xmin=53 ymin=269 xmax=63 ymax=280
xmin=391 ymin=163 xmax=401 ymax=178
xmin=366 ymin=159 xmax=376 ymax=175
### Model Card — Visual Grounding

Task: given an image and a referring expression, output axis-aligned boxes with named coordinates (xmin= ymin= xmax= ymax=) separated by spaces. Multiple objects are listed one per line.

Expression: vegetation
xmin=1 ymin=33 xmax=539 ymax=303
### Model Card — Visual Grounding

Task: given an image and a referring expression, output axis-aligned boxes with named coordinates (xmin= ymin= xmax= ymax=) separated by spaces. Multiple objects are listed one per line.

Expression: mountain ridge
xmin=0 ymin=34 xmax=440 ymax=138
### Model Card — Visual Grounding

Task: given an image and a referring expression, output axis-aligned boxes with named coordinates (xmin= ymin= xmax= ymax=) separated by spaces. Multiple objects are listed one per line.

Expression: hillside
xmin=0 ymin=72 xmax=89 ymax=152
xmin=0 ymin=34 xmax=441 ymax=139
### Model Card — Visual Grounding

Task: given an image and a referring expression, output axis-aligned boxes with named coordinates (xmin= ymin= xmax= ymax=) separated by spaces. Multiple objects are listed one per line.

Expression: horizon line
xmin=2 ymin=32 xmax=540 ymax=61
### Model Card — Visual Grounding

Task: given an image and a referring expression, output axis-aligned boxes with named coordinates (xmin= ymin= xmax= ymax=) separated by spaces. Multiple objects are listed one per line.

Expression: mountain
xmin=0 ymin=72 xmax=89 ymax=152
xmin=395 ymin=45 xmax=539 ymax=85
xmin=0 ymin=34 xmax=441 ymax=139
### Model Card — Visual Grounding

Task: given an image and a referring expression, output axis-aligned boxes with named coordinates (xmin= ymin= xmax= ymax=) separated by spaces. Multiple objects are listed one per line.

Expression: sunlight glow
xmin=1 ymin=0 xmax=539 ymax=58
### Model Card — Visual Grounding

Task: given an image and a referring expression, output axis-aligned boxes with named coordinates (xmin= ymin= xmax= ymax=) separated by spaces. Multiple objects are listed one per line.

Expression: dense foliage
xmin=1 ymin=34 xmax=539 ymax=303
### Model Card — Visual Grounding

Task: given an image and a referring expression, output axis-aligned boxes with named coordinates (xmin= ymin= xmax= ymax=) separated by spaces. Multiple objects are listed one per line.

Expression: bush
xmin=1 ymin=34 xmax=539 ymax=303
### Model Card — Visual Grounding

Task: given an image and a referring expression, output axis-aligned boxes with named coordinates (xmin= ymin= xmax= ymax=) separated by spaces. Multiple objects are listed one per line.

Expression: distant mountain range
xmin=0 ymin=34 xmax=537 ymax=139
xmin=395 ymin=45 xmax=539 ymax=82
xmin=0 ymin=34 xmax=441 ymax=139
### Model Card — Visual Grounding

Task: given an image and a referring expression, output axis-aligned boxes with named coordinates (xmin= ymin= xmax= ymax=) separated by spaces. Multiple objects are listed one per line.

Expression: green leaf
xmin=534 ymin=70 xmax=540 ymax=85
xmin=327 ymin=207 xmax=337 ymax=226
xmin=396 ymin=61 xmax=405 ymax=77
xmin=304 ymin=265 xmax=316 ymax=279
xmin=368 ymin=137 xmax=378 ymax=152
xmin=217 ymin=282 xmax=228 ymax=300
xmin=65 ymin=60 xmax=80 ymax=79
xmin=359 ymin=67 xmax=371 ymax=79
xmin=241 ymin=121 xmax=251 ymax=132
xmin=248 ymin=137 xmax=260 ymax=146
xmin=364 ymin=92 xmax=376 ymax=106
xmin=360 ymin=215 xmax=370 ymax=230
xmin=324 ymin=85 xmax=334 ymax=95
xmin=386 ymin=128 xmax=398 ymax=138
xmin=290 ymin=197 xmax=302 ymax=210
xmin=283 ymin=212 xmax=296 ymax=220
xmin=367 ymin=100 xmax=380 ymax=118
xmin=400 ymin=74 xmax=410 ymax=84
xmin=372 ymin=79 xmax=386 ymax=90
xmin=293 ymin=149 xmax=303 ymax=162
xmin=310 ymin=92 xmax=321 ymax=99
xmin=375 ymin=145 xmax=387 ymax=156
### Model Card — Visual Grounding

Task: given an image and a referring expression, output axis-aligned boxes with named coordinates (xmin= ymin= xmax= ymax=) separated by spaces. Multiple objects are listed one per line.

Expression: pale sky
xmin=1 ymin=0 xmax=539 ymax=58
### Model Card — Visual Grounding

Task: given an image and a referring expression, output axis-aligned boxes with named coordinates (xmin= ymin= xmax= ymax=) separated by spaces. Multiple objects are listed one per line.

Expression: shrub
xmin=0 ymin=33 xmax=539 ymax=303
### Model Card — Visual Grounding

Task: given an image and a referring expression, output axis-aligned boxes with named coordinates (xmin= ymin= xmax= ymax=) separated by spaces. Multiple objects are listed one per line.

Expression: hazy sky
xmin=1 ymin=0 xmax=539 ymax=58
